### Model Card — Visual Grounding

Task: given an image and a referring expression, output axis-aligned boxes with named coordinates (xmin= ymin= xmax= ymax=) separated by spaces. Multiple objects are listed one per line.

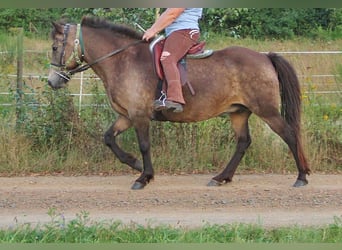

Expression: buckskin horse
xmin=48 ymin=16 xmax=310 ymax=189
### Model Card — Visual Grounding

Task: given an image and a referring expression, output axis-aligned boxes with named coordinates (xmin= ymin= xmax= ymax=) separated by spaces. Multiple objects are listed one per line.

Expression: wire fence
xmin=1 ymin=50 xmax=341 ymax=114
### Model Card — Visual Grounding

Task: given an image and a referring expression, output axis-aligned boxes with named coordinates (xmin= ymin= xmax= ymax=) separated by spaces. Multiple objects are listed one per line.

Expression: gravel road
xmin=0 ymin=174 xmax=341 ymax=228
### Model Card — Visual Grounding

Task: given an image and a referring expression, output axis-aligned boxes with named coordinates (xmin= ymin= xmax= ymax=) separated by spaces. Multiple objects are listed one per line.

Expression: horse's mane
xmin=81 ymin=16 xmax=143 ymax=40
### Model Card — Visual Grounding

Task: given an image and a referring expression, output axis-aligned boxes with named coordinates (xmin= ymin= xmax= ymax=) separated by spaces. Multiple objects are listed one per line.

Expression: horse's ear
xmin=52 ymin=21 xmax=63 ymax=33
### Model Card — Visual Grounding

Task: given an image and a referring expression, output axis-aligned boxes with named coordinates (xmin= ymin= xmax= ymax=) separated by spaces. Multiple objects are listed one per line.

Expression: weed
xmin=0 ymin=211 xmax=341 ymax=243
xmin=0 ymin=35 xmax=341 ymax=176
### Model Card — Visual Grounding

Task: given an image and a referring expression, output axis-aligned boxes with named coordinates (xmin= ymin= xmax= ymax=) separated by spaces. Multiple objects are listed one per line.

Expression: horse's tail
xmin=268 ymin=53 xmax=301 ymax=133
xmin=267 ymin=52 xmax=309 ymax=173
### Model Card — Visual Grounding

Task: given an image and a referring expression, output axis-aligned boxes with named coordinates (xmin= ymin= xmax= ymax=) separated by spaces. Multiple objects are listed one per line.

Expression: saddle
xmin=149 ymin=35 xmax=213 ymax=95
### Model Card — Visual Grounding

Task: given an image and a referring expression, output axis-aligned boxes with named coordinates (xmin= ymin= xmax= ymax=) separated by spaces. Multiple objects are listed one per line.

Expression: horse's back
xmin=156 ymin=46 xmax=280 ymax=122
xmin=216 ymin=46 xmax=276 ymax=73
xmin=189 ymin=45 xmax=278 ymax=86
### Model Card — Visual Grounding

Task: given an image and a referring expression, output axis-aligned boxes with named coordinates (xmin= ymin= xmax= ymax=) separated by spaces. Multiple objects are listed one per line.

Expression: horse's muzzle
xmin=47 ymin=70 xmax=71 ymax=89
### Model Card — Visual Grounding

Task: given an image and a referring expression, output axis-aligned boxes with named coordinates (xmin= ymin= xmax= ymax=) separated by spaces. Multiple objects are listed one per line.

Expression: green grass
xmin=0 ymin=211 xmax=341 ymax=243
xmin=0 ymin=35 xmax=341 ymax=176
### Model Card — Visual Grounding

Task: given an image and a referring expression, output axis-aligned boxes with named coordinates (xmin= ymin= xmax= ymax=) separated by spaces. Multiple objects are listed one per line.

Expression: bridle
xmin=51 ymin=23 xmax=144 ymax=81
xmin=50 ymin=23 xmax=85 ymax=81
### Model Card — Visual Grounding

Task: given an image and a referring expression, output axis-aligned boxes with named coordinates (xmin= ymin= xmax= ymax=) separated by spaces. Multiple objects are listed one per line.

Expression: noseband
xmin=51 ymin=23 xmax=143 ymax=81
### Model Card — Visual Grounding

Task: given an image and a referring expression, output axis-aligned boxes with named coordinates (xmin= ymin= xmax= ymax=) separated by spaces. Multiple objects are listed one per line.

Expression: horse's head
xmin=48 ymin=22 xmax=84 ymax=89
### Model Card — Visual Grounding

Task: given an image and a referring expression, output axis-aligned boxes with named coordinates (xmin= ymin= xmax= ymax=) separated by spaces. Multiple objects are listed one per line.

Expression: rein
xmin=68 ymin=39 xmax=143 ymax=75
xmin=52 ymin=23 xmax=144 ymax=79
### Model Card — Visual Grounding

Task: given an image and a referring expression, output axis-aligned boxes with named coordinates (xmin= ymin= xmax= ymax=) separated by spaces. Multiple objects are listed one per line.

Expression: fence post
xmin=155 ymin=8 xmax=160 ymax=20
xmin=15 ymin=27 xmax=24 ymax=130
xmin=79 ymin=71 xmax=84 ymax=116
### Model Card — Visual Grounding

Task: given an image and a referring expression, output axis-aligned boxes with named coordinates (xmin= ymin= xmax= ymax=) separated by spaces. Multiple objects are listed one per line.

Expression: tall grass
xmin=0 ymin=35 xmax=341 ymax=176
xmin=0 ymin=211 xmax=341 ymax=243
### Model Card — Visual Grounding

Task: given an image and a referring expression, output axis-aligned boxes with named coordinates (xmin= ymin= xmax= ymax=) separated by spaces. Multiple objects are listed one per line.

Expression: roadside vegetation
xmin=0 ymin=8 xmax=341 ymax=176
xmin=0 ymin=8 xmax=341 ymax=243
xmin=0 ymin=35 xmax=341 ymax=176
xmin=0 ymin=210 xmax=341 ymax=243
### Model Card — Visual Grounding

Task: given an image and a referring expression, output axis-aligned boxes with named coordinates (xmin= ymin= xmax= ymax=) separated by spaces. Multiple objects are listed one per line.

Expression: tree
xmin=0 ymin=8 xmax=341 ymax=40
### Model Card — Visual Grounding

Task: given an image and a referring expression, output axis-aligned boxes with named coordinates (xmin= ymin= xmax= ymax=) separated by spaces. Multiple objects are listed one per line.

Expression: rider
xmin=142 ymin=8 xmax=203 ymax=113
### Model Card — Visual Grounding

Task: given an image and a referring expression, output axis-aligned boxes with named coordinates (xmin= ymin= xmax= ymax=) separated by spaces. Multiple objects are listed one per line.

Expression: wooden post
xmin=15 ymin=28 xmax=24 ymax=129
xmin=155 ymin=8 xmax=160 ymax=20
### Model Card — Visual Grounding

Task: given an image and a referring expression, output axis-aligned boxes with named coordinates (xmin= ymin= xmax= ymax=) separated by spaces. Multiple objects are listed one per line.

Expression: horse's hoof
xmin=131 ymin=181 xmax=146 ymax=190
xmin=293 ymin=179 xmax=308 ymax=187
xmin=207 ymin=179 xmax=224 ymax=187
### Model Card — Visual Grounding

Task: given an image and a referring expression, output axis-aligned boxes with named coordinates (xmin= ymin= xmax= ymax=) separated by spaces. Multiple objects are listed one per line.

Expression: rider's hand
xmin=142 ymin=28 xmax=157 ymax=41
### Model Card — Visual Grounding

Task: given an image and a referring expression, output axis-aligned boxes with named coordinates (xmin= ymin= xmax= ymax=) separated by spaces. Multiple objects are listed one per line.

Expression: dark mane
xmin=81 ymin=16 xmax=142 ymax=40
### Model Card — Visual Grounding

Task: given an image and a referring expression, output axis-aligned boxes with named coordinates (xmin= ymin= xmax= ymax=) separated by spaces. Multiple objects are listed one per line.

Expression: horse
xmin=48 ymin=16 xmax=310 ymax=190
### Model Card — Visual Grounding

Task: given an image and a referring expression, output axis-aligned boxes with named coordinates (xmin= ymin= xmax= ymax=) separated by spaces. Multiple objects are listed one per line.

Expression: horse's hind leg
xmin=104 ymin=115 xmax=143 ymax=172
xmin=208 ymin=111 xmax=252 ymax=186
xmin=261 ymin=112 xmax=310 ymax=187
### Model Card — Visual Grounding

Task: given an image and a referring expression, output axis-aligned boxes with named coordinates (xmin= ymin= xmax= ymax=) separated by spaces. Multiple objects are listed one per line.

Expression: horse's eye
xmin=52 ymin=46 xmax=58 ymax=51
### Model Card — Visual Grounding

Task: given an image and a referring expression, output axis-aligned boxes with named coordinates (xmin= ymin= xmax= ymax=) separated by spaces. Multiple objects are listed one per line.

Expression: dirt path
xmin=0 ymin=174 xmax=341 ymax=228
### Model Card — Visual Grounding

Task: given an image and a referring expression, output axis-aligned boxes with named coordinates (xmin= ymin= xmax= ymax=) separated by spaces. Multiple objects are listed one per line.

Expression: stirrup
xmin=165 ymin=100 xmax=183 ymax=113
xmin=154 ymin=100 xmax=183 ymax=113
xmin=154 ymin=99 xmax=167 ymax=111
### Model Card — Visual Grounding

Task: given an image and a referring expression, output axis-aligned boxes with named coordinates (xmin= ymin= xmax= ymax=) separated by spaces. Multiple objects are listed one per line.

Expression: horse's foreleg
xmin=208 ymin=111 xmax=251 ymax=186
xmin=131 ymin=119 xmax=154 ymax=190
xmin=104 ymin=116 xmax=143 ymax=172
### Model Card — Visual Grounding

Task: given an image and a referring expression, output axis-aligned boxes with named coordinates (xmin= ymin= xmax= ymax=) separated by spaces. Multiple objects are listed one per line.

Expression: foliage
xmin=0 ymin=8 xmax=157 ymax=37
xmin=78 ymin=76 xmax=116 ymax=140
xmin=13 ymin=85 xmax=74 ymax=151
xmin=0 ymin=8 xmax=64 ymax=38
xmin=0 ymin=15 xmax=341 ymax=175
xmin=302 ymin=65 xmax=342 ymax=172
xmin=0 ymin=8 xmax=341 ymax=40
xmin=0 ymin=32 xmax=16 ymax=74
xmin=202 ymin=8 xmax=342 ymax=40
xmin=0 ymin=210 xmax=341 ymax=243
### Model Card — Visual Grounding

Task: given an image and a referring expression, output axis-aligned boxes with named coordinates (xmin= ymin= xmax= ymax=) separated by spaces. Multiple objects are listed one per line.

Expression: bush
xmin=0 ymin=8 xmax=341 ymax=40
xmin=201 ymin=8 xmax=342 ymax=40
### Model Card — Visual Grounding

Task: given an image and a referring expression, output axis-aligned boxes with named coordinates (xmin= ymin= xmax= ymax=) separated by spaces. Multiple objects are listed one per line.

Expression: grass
xmin=0 ymin=35 xmax=341 ymax=245
xmin=0 ymin=35 xmax=341 ymax=176
xmin=0 ymin=211 xmax=341 ymax=243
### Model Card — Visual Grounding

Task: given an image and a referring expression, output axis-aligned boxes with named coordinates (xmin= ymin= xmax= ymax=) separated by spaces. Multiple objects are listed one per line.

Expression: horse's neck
xmin=83 ymin=28 xmax=114 ymax=60
xmin=82 ymin=27 xmax=154 ymax=89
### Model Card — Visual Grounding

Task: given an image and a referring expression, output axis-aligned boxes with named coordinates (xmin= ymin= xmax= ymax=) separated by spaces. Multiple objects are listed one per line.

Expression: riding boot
xmin=166 ymin=80 xmax=185 ymax=105
xmin=154 ymin=80 xmax=184 ymax=113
